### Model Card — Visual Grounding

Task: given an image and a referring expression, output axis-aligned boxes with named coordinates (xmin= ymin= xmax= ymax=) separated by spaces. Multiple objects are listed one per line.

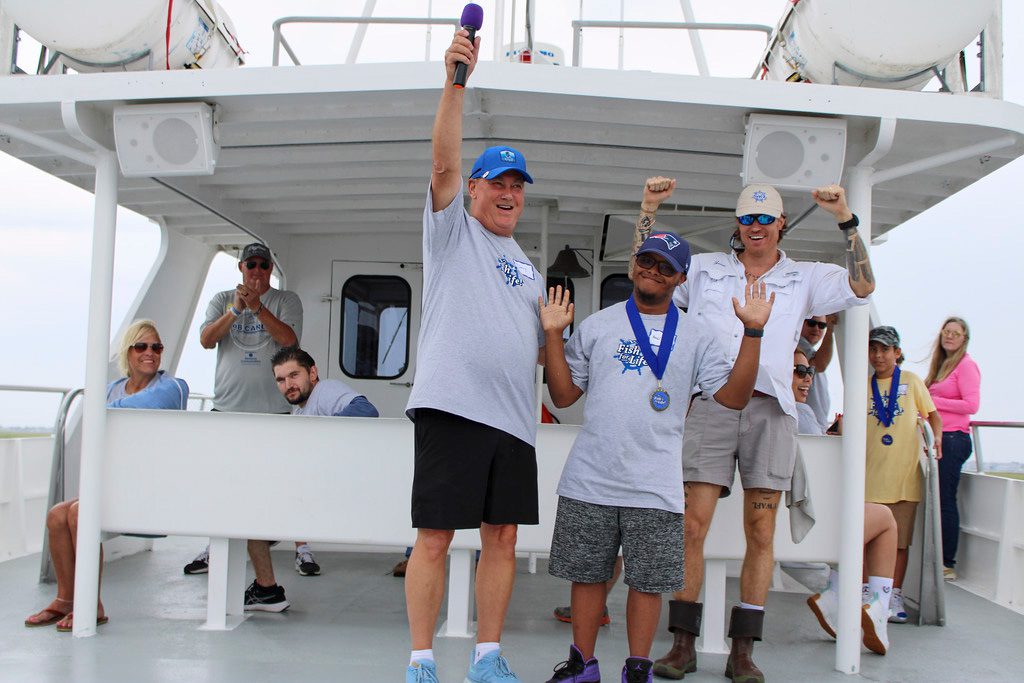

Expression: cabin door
xmin=328 ymin=260 xmax=422 ymax=418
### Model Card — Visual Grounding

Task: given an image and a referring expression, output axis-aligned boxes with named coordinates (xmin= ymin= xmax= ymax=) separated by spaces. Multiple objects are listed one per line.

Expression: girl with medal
xmin=864 ymin=326 xmax=942 ymax=624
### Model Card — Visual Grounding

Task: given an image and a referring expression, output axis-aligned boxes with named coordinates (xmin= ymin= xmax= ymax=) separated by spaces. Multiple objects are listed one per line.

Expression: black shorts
xmin=411 ymin=408 xmax=539 ymax=530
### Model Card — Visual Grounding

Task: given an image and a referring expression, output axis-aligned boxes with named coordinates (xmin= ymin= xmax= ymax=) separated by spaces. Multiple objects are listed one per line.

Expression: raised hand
xmin=236 ymin=284 xmax=260 ymax=310
xmin=731 ymin=281 xmax=775 ymax=330
xmin=445 ymin=28 xmax=479 ymax=85
xmin=811 ymin=184 xmax=853 ymax=221
xmin=642 ymin=176 xmax=677 ymax=212
xmin=539 ymin=285 xmax=574 ymax=335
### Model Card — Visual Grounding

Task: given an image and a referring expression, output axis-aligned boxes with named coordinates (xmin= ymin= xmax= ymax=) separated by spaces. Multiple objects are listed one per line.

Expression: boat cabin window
xmin=600 ymin=274 xmax=632 ymax=310
xmin=340 ymin=275 xmax=411 ymax=379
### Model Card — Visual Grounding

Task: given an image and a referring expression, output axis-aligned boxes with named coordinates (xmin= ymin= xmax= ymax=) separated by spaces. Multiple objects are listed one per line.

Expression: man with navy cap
xmin=402 ymin=26 xmax=545 ymax=683
xmin=540 ymin=231 xmax=772 ymax=683
xmin=633 ymin=179 xmax=874 ymax=682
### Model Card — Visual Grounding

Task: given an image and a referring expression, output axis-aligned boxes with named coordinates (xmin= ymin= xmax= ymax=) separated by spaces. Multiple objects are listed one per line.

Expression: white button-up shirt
xmin=673 ymin=250 xmax=867 ymax=420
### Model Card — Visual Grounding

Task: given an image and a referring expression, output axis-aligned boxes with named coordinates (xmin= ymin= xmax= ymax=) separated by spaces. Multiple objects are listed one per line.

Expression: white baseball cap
xmin=735 ymin=184 xmax=783 ymax=218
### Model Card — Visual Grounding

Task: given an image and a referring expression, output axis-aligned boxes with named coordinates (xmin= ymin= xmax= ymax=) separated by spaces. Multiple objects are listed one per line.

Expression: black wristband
xmin=837 ymin=214 xmax=859 ymax=231
xmin=744 ymin=327 xmax=764 ymax=338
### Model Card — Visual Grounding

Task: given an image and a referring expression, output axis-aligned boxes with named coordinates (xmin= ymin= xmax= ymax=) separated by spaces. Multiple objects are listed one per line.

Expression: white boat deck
xmin=4 ymin=536 xmax=1023 ymax=683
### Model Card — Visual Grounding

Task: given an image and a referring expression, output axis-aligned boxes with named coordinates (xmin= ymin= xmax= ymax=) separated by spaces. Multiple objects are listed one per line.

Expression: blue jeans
xmin=939 ymin=431 xmax=973 ymax=568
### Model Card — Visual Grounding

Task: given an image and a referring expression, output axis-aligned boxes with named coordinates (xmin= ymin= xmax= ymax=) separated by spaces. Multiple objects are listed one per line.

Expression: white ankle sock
xmin=738 ymin=602 xmax=764 ymax=611
xmin=410 ymin=649 xmax=434 ymax=666
xmin=474 ymin=642 xmax=500 ymax=664
xmin=868 ymin=576 xmax=894 ymax=611
xmin=862 ymin=583 xmax=870 ymax=603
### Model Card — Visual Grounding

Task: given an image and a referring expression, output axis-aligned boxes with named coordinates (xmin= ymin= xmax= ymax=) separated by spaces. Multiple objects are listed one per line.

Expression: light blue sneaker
xmin=407 ymin=660 xmax=439 ymax=682
xmin=465 ymin=650 xmax=521 ymax=682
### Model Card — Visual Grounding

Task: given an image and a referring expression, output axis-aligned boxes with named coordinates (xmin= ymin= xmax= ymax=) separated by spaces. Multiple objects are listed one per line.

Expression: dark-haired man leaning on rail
xmin=633 ymin=178 xmax=875 ymax=683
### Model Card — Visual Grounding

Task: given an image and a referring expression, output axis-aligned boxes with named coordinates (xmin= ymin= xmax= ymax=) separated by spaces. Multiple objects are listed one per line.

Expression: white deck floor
xmin=4 ymin=537 xmax=1024 ymax=683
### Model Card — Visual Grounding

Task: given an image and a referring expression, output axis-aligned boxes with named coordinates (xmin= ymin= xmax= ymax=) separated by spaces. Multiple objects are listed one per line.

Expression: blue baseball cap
xmin=636 ymin=231 xmax=691 ymax=274
xmin=469 ymin=146 xmax=534 ymax=184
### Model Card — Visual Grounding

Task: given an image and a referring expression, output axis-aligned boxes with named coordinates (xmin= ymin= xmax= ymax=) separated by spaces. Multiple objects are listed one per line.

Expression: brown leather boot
xmin=653 ymin=600 xmax=702 ymax=679
xmin=724 ymin=607 xmax=765 ymax=683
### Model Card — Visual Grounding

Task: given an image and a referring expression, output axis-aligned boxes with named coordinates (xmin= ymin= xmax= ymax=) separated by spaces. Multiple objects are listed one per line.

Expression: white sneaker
xmin=862 ymin=598 xmax=890 ymax=655
xmin=888 ymin=591 xmax=908 ymax=623
xmin=807 ymin=589 xmax=838 ymax=639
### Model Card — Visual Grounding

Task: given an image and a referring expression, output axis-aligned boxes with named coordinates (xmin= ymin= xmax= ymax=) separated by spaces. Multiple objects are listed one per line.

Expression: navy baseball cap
xmin=469 ymin=146 xmax=534 ymax=184
xmin=635 ymin=231 xmax=691 ymax=274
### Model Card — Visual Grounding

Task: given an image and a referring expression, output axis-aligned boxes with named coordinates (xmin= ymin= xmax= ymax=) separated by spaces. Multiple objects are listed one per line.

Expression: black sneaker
xmin=622 ymin=656 xmax=653 ymax=683
xmin=243 ymin=580 xmax=290 ymax=612
xmin=183 ymin=547 xmax=209 ymax=575
xmin=295 ymin=548 xmax=321 ymax=576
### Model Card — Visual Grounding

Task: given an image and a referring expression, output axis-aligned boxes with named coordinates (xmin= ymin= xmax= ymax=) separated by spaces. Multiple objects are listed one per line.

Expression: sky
xmin=1 ymin=0 xmax=1022 ymax=462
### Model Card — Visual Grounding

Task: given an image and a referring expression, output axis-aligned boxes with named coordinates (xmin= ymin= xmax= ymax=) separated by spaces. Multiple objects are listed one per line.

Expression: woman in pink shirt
xmin=925 ymin=317 xmax=981 ymax=580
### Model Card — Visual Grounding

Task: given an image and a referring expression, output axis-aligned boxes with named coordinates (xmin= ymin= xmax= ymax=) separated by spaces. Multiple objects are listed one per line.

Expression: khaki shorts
xmin=883 ymin=501 xmax=918 ymax=549
xmin=682 ymin=394 xmax=797 ymax=496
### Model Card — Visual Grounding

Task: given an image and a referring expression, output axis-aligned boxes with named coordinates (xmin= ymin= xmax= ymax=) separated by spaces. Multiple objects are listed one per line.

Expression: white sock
xmin=868 ymin=576 xmax=894 ymax=612
xmin=474 ymin=642 xmax=500 ymax=664
xmin=295 ymin=543 xmax=310 ymax=553
xmin=738 ymin=602 xmax=764 ymax=611
xmin=410 ymin=649 xmax=434 ymax=666
xmin=862 ymin=583 xmax=870 ymax=604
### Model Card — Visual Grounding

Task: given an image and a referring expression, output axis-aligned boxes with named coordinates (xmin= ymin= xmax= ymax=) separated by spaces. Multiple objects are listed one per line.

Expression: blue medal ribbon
xmin=871 ymin=365 xmax=901 ymax=429
xmin=625 ymin=297 xmax=678 ymax=411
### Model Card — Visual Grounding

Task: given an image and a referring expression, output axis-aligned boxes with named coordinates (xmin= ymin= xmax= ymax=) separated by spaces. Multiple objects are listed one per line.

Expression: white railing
xmin=956 ymin=471 xmax=1024 ymax=613
xmin=271 ymin=16 xmax=460 ymax=67
xmin=970 ymin=420 xmax=1024 ymax=473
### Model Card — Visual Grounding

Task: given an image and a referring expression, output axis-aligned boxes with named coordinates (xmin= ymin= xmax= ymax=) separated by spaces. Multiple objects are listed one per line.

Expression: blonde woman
xmin=925 ymin=317 xmax=980 ymax=580
xmin=24 ymin=320 xmax=187 ymax=631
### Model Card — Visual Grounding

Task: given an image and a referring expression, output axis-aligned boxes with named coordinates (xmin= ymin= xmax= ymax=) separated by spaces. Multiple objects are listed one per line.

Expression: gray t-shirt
xmin=797 ymin=401 xmax=824 ymax=435
xmin=201 ymin=287 xmax=303 ymax=413
xmin=557 ymin=302 xmax=732 ymax=513
xmin=798 ymin=337 xmax=832 ymax=433
xmin=293 ymin=379 xmax=361 ymax=416
xmin=406 ymin=185 xmax=545 ymax=446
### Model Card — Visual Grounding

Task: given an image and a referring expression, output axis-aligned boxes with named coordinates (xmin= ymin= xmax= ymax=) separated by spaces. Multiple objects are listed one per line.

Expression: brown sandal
xmin=24 ymin=599 xmax=72 ymax=628
xmin=55 ymin=612 xmax=109 ymax=632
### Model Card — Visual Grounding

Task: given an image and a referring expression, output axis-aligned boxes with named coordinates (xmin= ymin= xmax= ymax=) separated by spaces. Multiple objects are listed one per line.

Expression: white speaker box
xmin=113 ymin=102 xmax=219 ymax=177
xmin=741 ymin=114 xmax=847 ymax=191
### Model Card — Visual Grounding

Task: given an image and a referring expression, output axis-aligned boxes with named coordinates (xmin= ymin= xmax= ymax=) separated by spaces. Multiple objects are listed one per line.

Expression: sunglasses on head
xmin=635 ymin=252 xmax=679 ymax=277
xmin=131 ymin=342 xmax=164 ymax=353
xmin=793 ymin=364 xmax=815 ymax=378
xmin=738 ymin=214 xmax=777 ymax=226
xmin=245 ymin=260 xmax=271 ymax=270
xmin=804 ymin=319 xmax=828 ymax=330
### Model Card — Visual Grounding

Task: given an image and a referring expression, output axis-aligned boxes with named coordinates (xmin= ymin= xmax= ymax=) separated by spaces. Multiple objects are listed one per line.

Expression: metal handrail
xmin=40 ymin=387 xmax=85 ymax=583
xmin=272 ymin=16 xmax=460 ymax=67
xmin=969 ymin=421 xmax=1024 ymax=473
xmin=571 ymin=19 xmax=773 ymax=73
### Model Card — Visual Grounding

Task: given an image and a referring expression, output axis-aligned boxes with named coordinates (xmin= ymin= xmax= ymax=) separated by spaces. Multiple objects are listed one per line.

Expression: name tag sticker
xmin=897 ymin=384 xmax=908 ymax=396
xmin=514 ymin=260 xmax=536 ymax=280
xmin=649 ymin=328 xmax=663 ymax=347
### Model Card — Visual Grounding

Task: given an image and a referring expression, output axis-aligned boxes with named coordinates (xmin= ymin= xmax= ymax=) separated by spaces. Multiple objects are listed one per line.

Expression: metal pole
xmin=493 ymin=0 xmax=506 ymax=62
xmin=537 ymin=205 xmax=549 ymax=420
xmin=834 ymin=165 xmax=872 ymax=673
xmin=346 ymin=0 xmax=379 ymax=65
xmin=71 ymin=152 xmax=119 ymax=637
xmin=678 ymin=0 xmax=710 ymax=77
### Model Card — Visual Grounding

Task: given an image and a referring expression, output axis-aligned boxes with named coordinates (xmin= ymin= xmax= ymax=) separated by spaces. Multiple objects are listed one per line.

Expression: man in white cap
xmin=633 ymin=178 xmax=875 ymax=683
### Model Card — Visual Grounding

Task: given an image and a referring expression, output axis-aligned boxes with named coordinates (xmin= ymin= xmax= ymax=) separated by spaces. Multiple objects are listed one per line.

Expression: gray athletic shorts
xmin=682 ymin=393 xmax=797 ymax=496
xmin=548 ymin=496 xmax=684 ymax=594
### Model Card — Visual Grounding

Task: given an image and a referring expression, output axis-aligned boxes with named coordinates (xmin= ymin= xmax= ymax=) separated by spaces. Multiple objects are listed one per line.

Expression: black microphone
xmin=453 ymin=3 xmax=484 ymax=89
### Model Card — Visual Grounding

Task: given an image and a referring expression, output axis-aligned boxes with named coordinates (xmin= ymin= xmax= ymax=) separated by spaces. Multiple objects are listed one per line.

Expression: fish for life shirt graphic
xmin=496 ymin=254 xmax=536 ymax=288
xmin=558 ymin=302 xmax=732 ymax=513
xmin=229 ymin=310 xmax=273 ymax=365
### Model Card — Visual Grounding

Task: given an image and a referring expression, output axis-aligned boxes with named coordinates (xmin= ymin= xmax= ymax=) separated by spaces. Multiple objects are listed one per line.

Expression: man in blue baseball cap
xmin=402 ymin=25 xmax=545 ymax=683
xmin=539 ymin=228 xmax=772 ymax=683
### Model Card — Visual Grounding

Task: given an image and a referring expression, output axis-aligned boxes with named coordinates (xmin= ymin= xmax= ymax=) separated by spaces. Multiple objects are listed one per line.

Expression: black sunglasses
xmin=793 ymin=364 xmax=815 ymax=378
xmin=804 ymin=319 xmax=828 ymax=330
xmin=738 ymin=214 xmax=777 ymax=226
xmin=635 ymin=252 xmax=678 ymax=277
xmin=131 ymin=342 xmax=164 ymax=353
xmin=245 ymin=260 xmax=271 ymax=270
